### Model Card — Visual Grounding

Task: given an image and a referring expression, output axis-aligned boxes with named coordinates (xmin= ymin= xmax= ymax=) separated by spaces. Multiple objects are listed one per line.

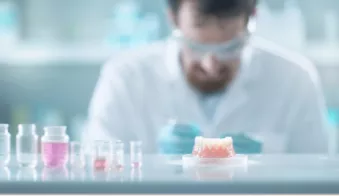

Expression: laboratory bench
xmin=1 ymin=154 xmax=339 ymax=194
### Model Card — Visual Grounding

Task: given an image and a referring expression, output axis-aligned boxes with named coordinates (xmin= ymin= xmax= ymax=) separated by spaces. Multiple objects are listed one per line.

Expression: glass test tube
xmin=16 ymin=124 xmax=38 ymax=168
xmin=93 ymin=140 xmax=112 ymax=171
xmin=70 ymin=142 xmax=85 ymax=169
xmin=130 ymin=141 xmax=142 ymax=168
xmin=70 ymin=169 xmax=86 ymax=181
xmin=112 ymin=140 xmax=124 ymax=170
xmin=130 ymin=168 xmax=142 ymax=182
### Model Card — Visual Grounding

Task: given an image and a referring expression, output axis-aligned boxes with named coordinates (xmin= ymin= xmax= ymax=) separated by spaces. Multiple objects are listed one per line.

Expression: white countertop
xmin=0 ymin=154 xmax=339 ymax=194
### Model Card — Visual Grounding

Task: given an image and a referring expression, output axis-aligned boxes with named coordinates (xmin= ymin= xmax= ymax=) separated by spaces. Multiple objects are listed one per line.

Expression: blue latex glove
xmin=221 ymin=133 xmax=262 ymax=154
xmin=158 ymin=122 xmax=201 ymax=154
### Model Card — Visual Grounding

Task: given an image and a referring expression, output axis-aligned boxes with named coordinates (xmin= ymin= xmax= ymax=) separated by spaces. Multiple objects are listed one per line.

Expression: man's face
xmin=171 ymin=0 xmax=247 ymax=94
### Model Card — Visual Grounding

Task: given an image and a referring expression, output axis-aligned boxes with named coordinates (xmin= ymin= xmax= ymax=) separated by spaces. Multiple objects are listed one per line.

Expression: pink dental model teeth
xmin=192 ymin=137 xmax=235 ymax=158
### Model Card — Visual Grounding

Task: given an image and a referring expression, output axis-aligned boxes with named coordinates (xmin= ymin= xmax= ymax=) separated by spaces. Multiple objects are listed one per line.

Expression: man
xmin=85 ymin=0 xmax=329 ymax=154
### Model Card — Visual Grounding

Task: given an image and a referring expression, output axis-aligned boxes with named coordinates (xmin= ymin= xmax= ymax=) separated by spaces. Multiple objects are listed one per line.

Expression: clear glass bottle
xmin=0 ymin=124 xmax=10 ymax=166
xmin=16 ymin=167 xmax=37 ymax=181
xmin=16 ymin=124 xmax=38 ymax=168
xmin=41 ymin=126 xmax=69 ymax=168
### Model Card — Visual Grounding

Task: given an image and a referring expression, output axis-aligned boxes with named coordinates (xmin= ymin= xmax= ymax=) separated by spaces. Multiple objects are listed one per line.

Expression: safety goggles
xmin=172 ymin=30 xmax=250 ymax=61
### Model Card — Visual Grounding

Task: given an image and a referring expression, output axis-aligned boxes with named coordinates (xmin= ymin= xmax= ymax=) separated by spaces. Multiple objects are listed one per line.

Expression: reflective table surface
xmin=1 ymin=154 xmax=339 ymax=194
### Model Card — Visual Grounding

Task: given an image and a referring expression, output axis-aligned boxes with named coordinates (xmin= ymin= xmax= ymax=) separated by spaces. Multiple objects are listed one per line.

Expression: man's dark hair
xmin=168 ymin=0 xmax=257 ymax=17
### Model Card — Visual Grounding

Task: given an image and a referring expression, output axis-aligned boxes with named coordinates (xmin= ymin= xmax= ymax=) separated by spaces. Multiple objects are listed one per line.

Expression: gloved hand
xmin=158 ymin=121 xmax=201 ymax=155
xmin=221 ymin=133 xmax=262 ymax=154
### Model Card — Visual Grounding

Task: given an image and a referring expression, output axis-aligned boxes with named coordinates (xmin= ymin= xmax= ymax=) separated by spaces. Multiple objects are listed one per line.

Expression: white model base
xmin=182 ymin=154 xmax=248 ymax=169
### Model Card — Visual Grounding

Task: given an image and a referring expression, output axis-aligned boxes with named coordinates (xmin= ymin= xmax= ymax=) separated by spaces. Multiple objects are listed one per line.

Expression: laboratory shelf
xmin=0 ymin=42 xmax=339 ymax=67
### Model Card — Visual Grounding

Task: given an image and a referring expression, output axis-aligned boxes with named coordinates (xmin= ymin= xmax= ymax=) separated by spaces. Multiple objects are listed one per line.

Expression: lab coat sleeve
xmin=83 ymin=60 xmax=135 ymax=154
xmin=285 ymin=67 xmax=329 ymax=153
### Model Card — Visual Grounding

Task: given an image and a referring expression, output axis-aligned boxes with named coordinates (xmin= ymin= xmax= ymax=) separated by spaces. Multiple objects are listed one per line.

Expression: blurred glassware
xmin=130 ymin=141 xmax=142 ymax=169
xmin=130 ymin=168 xmax=142 ymax=182
xmin=112 ymin=140 xmax=124 ymax=171
xmin=70 ymin=141 xmax=85 ymax=169
xmin=16 ymin=124 xmax=39 ymax=168
xmin=70 ymin=167 xmax=86 ymax=181
xmin=0 ymin=124 xmax=10 ymax=167
xmin=106 ymin=0 xmax=140 ymax=48
xmin=0 ymin=167 xmax=10 ymax=181
xmin=0 ymin=0 xmax=18 ymax=48
xmin=16 ymin=167 xmax=37 ymax=181
xmin=255 ymin=0 xmax=306 ymax=51
xmin=42 ymin=166 xmax=69 ymax=181
xmin=93 ymin=140 xmax=112 ymax=171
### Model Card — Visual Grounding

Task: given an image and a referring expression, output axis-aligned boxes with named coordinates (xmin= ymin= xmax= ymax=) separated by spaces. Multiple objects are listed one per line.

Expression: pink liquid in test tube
xmin=130 ymin=141 xmax=142 ymax=169
xmin=112 ymin=140 xmax=124 ymax=171
xmin=94 ymin=158 xmax=108 ymax=171
xmin=93 ymin=140 xmax=112 ymax=171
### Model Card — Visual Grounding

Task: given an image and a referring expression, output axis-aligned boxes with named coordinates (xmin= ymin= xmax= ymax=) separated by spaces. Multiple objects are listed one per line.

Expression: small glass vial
xmin=92 ymin=140 xmax=112 ymax=171
xmin=41 ymin=126 xmax=69 ymax=168
xmin=16 ymin=124 xmax=39 ymax=168
xmin=130 ymin=168 xmax=142 ymax=182
xmin=70 ymin=168 xmax=86 ymax=181
xmin=0 ymin=124 xmax=10 ymax=166
xmin=112 ymin=140 xmax=124 ymax=170
xmin=130 ymin=141 xmax=142 ymax=168
xmin=70 ymin=141 xmax=85 ymax=169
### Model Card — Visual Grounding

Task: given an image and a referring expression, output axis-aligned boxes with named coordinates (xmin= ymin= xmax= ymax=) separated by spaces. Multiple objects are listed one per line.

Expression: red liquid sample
xmin=94 ymin=158 xmax=108 ymax=171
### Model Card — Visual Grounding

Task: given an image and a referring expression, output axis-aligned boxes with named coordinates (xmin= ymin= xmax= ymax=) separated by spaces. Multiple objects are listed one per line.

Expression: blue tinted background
xmin=0 ymin=0 xmax=338 ymax=150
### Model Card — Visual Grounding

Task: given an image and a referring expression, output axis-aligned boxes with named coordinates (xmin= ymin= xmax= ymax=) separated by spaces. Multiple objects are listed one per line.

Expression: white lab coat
xmin=84 ymin=36 xmax=329 ymax=154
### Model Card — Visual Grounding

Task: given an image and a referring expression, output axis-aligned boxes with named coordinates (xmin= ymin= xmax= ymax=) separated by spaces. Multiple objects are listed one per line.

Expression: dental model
xmin=192 ymin=136 xmax=235 ymax=158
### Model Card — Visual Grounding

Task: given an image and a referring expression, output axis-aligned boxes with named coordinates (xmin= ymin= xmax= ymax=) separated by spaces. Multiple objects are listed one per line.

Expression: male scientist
xmin=85 ymin=0 xmax=329 ymax=154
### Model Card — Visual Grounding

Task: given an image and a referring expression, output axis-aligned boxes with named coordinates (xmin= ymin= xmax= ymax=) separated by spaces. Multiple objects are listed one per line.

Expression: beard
xmin=183 ymin=60 xmax=239 ymax=94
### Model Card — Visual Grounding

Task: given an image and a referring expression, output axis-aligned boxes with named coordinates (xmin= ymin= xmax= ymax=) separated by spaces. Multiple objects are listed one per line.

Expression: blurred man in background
xmin=85 ymin=0 xmax=329 ymax=154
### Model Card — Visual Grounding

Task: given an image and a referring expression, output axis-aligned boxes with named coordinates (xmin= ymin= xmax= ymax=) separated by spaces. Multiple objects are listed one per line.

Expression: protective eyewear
xmin=172 ymin=30 xmax=250 ymax=61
